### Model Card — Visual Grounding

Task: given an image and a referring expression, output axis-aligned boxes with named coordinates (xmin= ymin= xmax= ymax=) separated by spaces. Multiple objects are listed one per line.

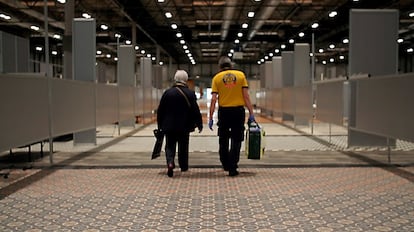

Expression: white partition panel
xmin=354 ymin=74 xmax=414 ymax=142
xmin=271 ymin=88 xmax=282 ymax=117
xmin=96 ymin=84 xmax=118 ymax=125
xmin=119 ymin=86 xmax=135 ymax=121
xmin=0 ymin=75 xmax=49 ymax=151
xmin=282 ymin=87 xmax=295 ymax=115
xmin=135 ymin=87 xmax=143 ymax=116
xmin=51 ymin=78 xmax=95 ymax=136
xmin=295 ymin=85 xmax=313 ymax=119
xmin=316 ymin=80 xmax=345 ymax=125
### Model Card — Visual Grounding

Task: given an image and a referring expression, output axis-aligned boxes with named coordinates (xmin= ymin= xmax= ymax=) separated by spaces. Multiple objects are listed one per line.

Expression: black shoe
xmin=167 ymin=163 xmax=174 ymax=177
xmin=223 ymin=166 xmax=229 ymax=171
xmin=229 ymin=170 xmax=239 ymax=176
xmin=181 ymin=168 xmax=188 ymax=172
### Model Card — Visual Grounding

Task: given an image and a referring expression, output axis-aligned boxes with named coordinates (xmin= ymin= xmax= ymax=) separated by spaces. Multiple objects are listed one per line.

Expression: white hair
xmin=174 ymin=70 xmax=188 ymax=83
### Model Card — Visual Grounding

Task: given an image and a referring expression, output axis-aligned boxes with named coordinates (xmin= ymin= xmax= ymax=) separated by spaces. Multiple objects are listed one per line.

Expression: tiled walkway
xmin=1 ymin=120 xmax=414 ymax=231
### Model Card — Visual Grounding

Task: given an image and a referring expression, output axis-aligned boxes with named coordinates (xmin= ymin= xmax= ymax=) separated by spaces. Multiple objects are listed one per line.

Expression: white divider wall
xmin=354 ymin=73 xmax=414 ymax=142
xmin=0 ymin=75 xmax=49 ymax=151
xmin=119 ymin=86 xmax=135 ymax=121
xmin=51 ymin=78 xmax=96 ymax=136
xmin=315 ymin=79 xmax=345 ymax=125
xmin=96 ymin=84 xmax=118 ymax=125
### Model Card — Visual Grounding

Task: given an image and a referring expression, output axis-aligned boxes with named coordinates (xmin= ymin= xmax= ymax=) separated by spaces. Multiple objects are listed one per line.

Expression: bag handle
xmin=175 ymin=87 xmax=191 ymax=107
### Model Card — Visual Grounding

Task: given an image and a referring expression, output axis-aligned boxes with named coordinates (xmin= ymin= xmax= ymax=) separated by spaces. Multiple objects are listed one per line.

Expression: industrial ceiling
xmin=0 ymin=0 xmax=413 ymax=66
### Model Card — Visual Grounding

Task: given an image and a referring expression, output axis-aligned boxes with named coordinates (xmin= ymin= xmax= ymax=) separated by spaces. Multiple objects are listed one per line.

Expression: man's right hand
xmin=208 ymin=119 xmax=214 ymax=130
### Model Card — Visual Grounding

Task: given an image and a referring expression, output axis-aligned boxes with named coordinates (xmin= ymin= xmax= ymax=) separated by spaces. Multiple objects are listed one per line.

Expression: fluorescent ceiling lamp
xmin=176 ymin=32 xmax=182 ymax=38
xmin=171 ymin=23 xmax=178 ymax=29
xmin=311 ymin=22 xmax=319 ymax=29
xmin=100 ymin=24 xmax=109 ymax=30
xmin=242 ymin=23 xmax=248 ymax=29
xmin=342 ymin=38 xmax=349 ymax=44
xmin=57 ymin=0 xmax=66 ymax=3
xmin=329 ymin=11 xmax=337 ymax=17
xmin=30 ymin=25 xmax=40 ymax=31
xmin=248 ymin=12 xmax=255 ymax=18
xmin=298 ymin=32 xmax=305 ymax=37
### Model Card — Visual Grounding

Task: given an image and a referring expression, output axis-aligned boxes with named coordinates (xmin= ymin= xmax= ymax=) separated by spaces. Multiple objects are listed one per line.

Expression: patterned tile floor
xmin=0 ymin=167 xmax=413 ymax=231
xmin=1 ymin=119 xmax=414 ymax=231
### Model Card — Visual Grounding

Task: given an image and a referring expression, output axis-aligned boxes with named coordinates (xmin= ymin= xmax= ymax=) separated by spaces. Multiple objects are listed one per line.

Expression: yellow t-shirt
xmin=211 ymin=69 xmax=248 ymax=107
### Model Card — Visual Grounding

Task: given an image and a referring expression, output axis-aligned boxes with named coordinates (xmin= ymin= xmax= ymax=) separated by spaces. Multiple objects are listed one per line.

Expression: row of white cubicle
xmin=255 ymin=73 xmax=414 ymax=149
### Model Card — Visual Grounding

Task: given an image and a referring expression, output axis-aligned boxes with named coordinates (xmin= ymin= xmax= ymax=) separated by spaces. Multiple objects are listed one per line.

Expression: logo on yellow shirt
xmin=222 ymin=73 xmax=236 ymax=88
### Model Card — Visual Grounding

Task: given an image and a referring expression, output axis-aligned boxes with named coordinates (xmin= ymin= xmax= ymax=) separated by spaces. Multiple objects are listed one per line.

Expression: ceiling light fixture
xmin=242 ymin=23 xmax=248 ymax=29
xmin=343 ymin=38 xmax=349 ymax=44
xmin=171 ymin=23 xmax=178 ymax=29
xmin=397 ymin=38 xmax=404 ymax=43
xmin=53 ymin=34 xmax=62 ymax=39
xmin=248 ymin=12 xmax=255 ymax=18
xmin=165 ymin=12 xmax=172 ymax=18
xmin=409 ymin=12 xmax=414 ymax=17
xmin=0 ymin=13 xmax=11 ymax=20
xmin=82 ymin=13 xmax=91 ymax=19
xmin=176 ymin=32 xmax=182 ymax=38
xmin=311 ymin=22 xmax=319 ymax=29
xmin=100 ymin=24 xmax=109 ymax=30
xmin=299 ymin=32 xmax=305 ymax=37
xmin=329 ymin=11 xmax=337 ymax=17
xmin=30 ymin=25 xmax=40 ymax=31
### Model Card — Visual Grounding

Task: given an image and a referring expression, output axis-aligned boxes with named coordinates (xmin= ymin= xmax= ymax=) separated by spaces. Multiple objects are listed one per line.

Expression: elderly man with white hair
xmin=157 ymin=70 xmax=203 ymax=177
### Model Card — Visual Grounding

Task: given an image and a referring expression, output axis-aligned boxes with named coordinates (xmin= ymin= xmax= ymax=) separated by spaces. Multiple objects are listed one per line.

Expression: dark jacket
xmin=157 ymin=82 xmax=203 ymax=133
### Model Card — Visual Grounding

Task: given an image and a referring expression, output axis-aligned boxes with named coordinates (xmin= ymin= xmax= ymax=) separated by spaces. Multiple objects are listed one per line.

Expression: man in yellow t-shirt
xmin=209 ymin=56 xmax=255 ymax=176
